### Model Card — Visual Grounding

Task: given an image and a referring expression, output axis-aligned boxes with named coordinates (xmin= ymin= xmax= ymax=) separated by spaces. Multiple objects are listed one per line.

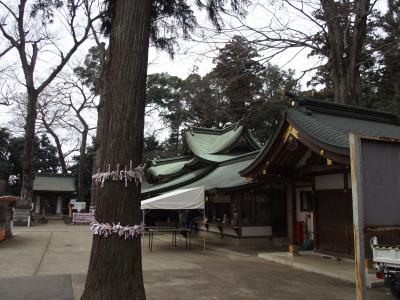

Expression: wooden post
xmin=288 ymin=179 xmax=299 ymax=254
xmin=349 ymin=133 xmax=367 ymax=300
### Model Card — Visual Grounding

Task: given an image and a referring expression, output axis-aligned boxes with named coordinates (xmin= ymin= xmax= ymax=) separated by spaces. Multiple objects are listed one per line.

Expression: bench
xmin=13 ymin=208 xmax=31 ymax=227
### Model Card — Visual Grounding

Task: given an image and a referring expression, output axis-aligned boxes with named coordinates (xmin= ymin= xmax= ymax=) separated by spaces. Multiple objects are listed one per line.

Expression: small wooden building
xmin=143 ymin=124 xmax=288 ymax=246
xmin=240 ymin=94 xmax=400 ymax=257
xmin=33 ymin=174 xmax=75 ymax=218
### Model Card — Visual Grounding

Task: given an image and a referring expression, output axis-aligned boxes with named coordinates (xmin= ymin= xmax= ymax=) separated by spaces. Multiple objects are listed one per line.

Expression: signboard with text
xmin=72 ymin=212 xmax=95 ymax=224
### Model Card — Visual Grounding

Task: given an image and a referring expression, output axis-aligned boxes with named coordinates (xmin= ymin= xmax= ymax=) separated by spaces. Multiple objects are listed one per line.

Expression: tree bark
xmin=21 ymin=89 xmax=38 ymax=203
xmin=321 ymin=0 xmax=370 ymax=105
xmin=81 ymin=1 xmax=152 ymax=299
xmin=42 ymin=119 xmax=68 ymax=174
xmin=89 ymin=35 xmax=107 ymax=209
xmin=90 ymin=101 xmax=103 ymax=208
xmin=78 ymin=128 xmax=88 ymax=202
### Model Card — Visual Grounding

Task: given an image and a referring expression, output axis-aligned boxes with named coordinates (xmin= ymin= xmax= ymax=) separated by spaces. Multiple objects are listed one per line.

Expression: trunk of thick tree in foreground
xmin=21 ymin=89 xmax=39 ymax=204
xmin=81 ymin=1 xmax=152 ymax=299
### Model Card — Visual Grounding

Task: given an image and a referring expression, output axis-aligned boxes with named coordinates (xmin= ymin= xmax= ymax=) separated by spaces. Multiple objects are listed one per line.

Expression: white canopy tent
xmin=141 ymin=186 xmax=206 ymax=251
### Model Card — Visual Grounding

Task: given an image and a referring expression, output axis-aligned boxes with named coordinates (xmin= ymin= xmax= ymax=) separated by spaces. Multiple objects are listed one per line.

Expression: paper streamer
xmin=90 ymin=220 xmax=145 ymax=239
xmin=92 ymin=161 xmax=145 ymax=187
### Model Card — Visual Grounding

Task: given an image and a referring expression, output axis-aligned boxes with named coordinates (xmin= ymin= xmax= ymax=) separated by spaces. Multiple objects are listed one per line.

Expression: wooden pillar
xmin=312 ymin=178 xmax=318 ymax=249
xmin=56 ymin=196 xmax=62 ymax=214
xmin=349 ymin=133 xmax=367 ymax=300
xmin=35 ymin=195 xmax=41 ymax=214
xmin=288 ymin=179 xmax=299 ymax=254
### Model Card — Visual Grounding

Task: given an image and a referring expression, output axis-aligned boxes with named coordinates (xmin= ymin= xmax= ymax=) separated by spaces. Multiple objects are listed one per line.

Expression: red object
xmin=295 ymin=221 xmax=304 ymax=244
xmin=0 ymin=229 xmax=5 ymax=241
xmin=376 ymin=271 xmax=384 ymax=279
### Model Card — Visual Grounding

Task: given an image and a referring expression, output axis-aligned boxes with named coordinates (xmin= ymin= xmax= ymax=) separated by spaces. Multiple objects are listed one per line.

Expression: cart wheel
xmin=390 ymin=281 xmax=400 ymax=299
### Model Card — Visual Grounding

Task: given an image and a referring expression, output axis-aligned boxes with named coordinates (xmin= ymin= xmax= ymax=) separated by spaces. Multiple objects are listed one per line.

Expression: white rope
xmin=90 ymin=220 xmax=145 ymax=239
xmin=92 ymin=161 xmax=145 ymax=187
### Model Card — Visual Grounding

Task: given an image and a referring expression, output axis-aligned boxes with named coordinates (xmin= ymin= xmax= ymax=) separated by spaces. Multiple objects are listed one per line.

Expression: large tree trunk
xmin=21 ymin=89 xmax=38 ymax=203
xmin=81 ymin=1 xmax=152 ymax=299
xmin=78 ymin=128 xmax=88 ymax=202
xmin=321 ymin=0 xmax=370 ymax=105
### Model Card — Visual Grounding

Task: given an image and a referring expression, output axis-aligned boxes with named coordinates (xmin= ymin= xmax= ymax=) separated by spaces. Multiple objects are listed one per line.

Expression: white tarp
xmin=141 ymin=186 xmax=205 ymax=210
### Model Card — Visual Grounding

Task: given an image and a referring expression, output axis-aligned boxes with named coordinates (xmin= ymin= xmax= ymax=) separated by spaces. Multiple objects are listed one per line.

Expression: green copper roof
xmin=196 ymin=154 xmax=243 ymax=162
xmin=148 ymin=123 xmax=260 ymax=179
xmin=178 ymin=157 xmax=255 ymax=191
xmin=148 ymin=153 xmax=250 ymax=178
xmin=148 ymin=157 xmax=193 ymax=177
xmin=142 ymin=152 xmax=258 ymax=195
xmin=142 ymin=166 xmax=213 ymax=195
xmin=184 ymin=125 xmax=245 ymax=155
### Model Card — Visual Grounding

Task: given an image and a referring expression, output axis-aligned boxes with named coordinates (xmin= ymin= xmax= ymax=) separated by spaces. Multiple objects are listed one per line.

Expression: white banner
xmin=72 ymin=212 xmax=95 ymax=224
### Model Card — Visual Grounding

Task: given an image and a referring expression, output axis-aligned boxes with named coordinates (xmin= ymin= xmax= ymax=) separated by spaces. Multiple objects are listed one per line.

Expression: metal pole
xmin=349 ymin=133 xmax=367 ymax=300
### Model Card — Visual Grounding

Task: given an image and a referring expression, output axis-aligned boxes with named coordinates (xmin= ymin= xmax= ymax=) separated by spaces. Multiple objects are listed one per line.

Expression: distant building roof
xmin=177 ymin=154 xmax=257 ymax=192
xmin=142 ymin=152 xmax=259 ymax=196
xmin=147 ymin=123 xmax=260 ymax=181
xmin=182 ymin=124 xmax=260 ymax=156
xmin=33 ymin=174 xmax=75 ymax=192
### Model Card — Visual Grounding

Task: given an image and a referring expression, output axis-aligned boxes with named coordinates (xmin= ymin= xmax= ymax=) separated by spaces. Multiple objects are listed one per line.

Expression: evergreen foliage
xmin=145 ymin=36 xmax=299 ymax=154
xmin=0 ymin=128 xmax=61 ymax=194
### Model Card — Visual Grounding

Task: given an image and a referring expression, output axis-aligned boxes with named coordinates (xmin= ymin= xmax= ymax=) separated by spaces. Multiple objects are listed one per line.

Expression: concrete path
xmin=0 ymin=274 xmax=73 ymax=300
xmin=0 ymin=222 xmax=395 ymax=300
xmin=258 ymin=251 xmax=383 ymax=288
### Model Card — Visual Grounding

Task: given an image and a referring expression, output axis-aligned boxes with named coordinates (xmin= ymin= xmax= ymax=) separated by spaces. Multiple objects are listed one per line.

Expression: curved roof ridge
xmin=184 ymin=125 xmax=245 ymax=155
xmin=189 ymin=122 xmax=241 ymax=135
xmin=208 ymin=126 xmax=244 ymax=154
xmin=150 ymin=155 xmax=192 ymax=166
xmin=285 ymin=92 xmax=400 ymax=125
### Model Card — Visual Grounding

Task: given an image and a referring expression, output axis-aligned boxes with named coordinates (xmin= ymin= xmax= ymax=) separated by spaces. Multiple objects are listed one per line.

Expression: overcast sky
xmin=0 ymin=1 xmax=325 ymax=127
